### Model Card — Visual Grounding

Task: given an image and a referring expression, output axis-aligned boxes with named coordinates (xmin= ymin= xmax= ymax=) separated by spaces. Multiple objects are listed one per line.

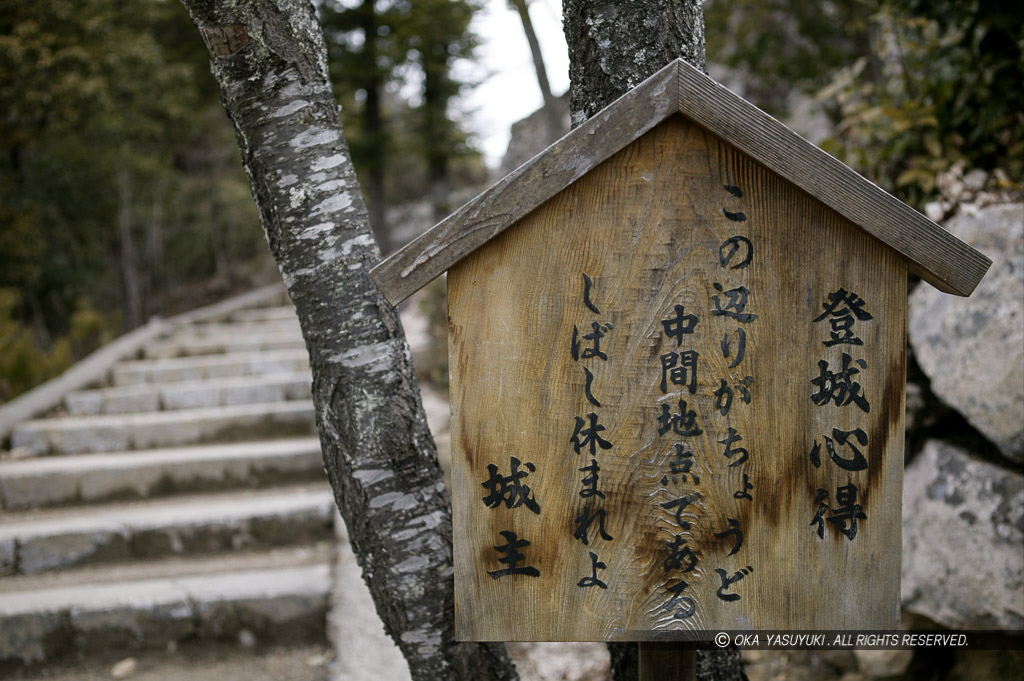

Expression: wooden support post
xmin=638 ymin=643 xmax=696 ymax=681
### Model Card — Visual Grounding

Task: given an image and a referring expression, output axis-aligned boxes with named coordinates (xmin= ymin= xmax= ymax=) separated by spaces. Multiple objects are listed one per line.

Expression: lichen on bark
xmin=177 ymin=1 xmax=517 ymax=679
xmin=563 ymin=0 xmax=706 ymax=128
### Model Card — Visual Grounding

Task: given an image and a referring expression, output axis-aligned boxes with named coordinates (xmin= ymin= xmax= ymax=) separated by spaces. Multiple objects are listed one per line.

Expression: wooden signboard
xmin=449 ymin=116 xmax=905 ymax=640
xmin=370 ymin=60 xmax=991 ymax=643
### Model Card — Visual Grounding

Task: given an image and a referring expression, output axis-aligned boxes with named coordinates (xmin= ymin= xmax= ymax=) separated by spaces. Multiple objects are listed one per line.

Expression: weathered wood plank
xmin=369 ymin=63 xmax=679 ymax=305
xmin=371 ymin=58 xmax=990 ymax=305
xmin=450 ymin=118 xmax=904 ymax=641
xmin=673 ymin=59 xmax=990 ymax=296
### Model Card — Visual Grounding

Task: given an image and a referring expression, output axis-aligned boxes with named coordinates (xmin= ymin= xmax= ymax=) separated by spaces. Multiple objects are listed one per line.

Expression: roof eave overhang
xmin=370 ymin=59 xmax=991 ymax=305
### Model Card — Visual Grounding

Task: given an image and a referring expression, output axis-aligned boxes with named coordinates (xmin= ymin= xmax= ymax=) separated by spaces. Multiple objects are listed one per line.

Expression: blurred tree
xmin=321 ymin=0 xmax=400 ymax=251
xmin=507 ymin=0 xmax=562 ymax=145
xmin=320 ymin=0 xmax=485 ymax=248
xmin=394 ymin=0 xmax=480 ymax=220
xmin=703 ymin=0 xmax=1024 ymax=207
xmin=819 ymin=0 xmax=1024 ymax=206
xmin=0 ymin=0 xmax=263 ymax=395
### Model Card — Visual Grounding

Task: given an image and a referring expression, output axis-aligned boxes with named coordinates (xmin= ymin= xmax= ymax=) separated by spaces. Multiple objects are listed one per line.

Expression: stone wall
xmin=904 ymin=202 xmax=1024 ymax=638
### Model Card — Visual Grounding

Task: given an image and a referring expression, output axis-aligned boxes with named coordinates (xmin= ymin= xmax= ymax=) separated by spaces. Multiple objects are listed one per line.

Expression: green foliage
xmin=0 ymin=0 xmax=264 ymax=346
xmin=0 ymin=288 xmax=117 ymax=403
xmin=819 ymin=1 xmax=1024 ymax=207
xmin=704 ymin=0 xmax=875 ymax=115
xmin=705 ymin=0 xmax=1024 ymax=209
xmin=319 ymin=0 xmax=486 ymax=209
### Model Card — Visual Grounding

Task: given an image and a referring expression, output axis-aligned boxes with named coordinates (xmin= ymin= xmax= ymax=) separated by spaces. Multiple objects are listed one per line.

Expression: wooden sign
xmin=370 ymin=60 xmax=991 ymax=642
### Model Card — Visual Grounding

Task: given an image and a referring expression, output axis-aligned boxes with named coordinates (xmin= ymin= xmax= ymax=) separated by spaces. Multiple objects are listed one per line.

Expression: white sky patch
xmin=462 ymin=0 xmax=569 ymax=168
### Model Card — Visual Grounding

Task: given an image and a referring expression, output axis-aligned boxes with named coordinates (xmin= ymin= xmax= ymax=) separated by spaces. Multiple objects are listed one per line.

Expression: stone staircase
xmin=0 ymin=288 xmax=426 ymax=679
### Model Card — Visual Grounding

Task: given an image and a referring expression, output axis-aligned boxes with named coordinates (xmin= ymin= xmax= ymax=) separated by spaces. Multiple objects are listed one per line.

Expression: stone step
xmin=143 ymin=330 xmax=306 ymax=360
xmin=0 ymin=486 xmax=334 ymax=576
xmin=0 ymin=551 xmax=331 ymax=667
xmin=110 ymin=349 xmax=309 ymax=386
xmin=170 ymin=318 xmax=301 ymax=337
xmin=65 ymin=372 xmax=312 ymax=415
xmin=0 ymin=438 xmax=323 ymax=511
xmin=229 ymin=306 xmax=299 ymax=323
xmin=11 ymin=400 xmax=315 ymax=456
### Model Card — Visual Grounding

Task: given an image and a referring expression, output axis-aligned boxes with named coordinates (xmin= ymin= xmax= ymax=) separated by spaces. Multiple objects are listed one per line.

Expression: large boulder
xmin=499 ymin=94 xmax=570 ymax=178
xmin=902 ymin=439 xmax=1024 ymax=629
xmin=909 ymin=203 xmax=1024 ymax=463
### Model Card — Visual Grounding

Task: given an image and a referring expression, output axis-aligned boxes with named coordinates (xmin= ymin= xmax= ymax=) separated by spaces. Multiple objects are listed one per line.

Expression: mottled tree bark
xmin=563 ymin=2 xmax=743 ymax=680
xmin=176 ymin=2 xmax=517 ymax=680
xmin=563 ymin=0 xmax=706 ymax=128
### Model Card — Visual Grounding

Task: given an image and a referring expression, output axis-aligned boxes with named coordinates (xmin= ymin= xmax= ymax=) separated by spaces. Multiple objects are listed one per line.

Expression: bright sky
xmin=460 ymin=0 xmax=569 ymax=168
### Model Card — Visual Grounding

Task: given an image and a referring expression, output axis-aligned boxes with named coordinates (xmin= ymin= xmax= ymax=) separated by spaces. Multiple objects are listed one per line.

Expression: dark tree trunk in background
xmin=358 ymin=0 xmax=389 ymax=253
xmin=422 ymin=47 xmax=452 ymax=222
xmin=176 ymin=1 xmax=517 ymax=679
xmin=563 ymin=2 xmax=744 ymax=680
xmin=508 ymin=0 xmax=561 ymax=144
xmin=117 ymin=171 xmax=144 ymax=329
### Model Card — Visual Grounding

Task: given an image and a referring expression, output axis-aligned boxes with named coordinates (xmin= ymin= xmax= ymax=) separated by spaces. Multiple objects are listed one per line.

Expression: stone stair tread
xmin=0 ymin=437 xmax=321 ymax=482
xmin=0 ymin=556 xmax=332 ymax=666
xmin=0 ymin=438 xmax=322 ymax=511
xmin=167 ymin=319 xmax=301 ymax=337
xmin=3 ymin=643 xmax=334 ymax=681
xmin=18 ymin=400 xmax=312 ymax=430
xmin=110 ymin=349 xmax=309 ymax=386
xmin=115 ymin=348 xmax=308 ymax=371
xmin=65 ymin=371 xmax=312 ymax=415
xmin=144 ymin=331 xmax=306 ymax=360
xmin=0 ymin=561 xmax=331 ymax=616
xmin=162 ymin=325 xmax=302 ymax=341
xmin=0 ymin=483 xmax=332 ymax=534
xmin=0 ymin=545 xmax=331 ymax=596
xmin=229 ymin=306 xmax=299 ymax=323
xmin=0 ymin=485 xmax=334 ymax=575
xmin=11 ymin=400 xmax=316 ymax=455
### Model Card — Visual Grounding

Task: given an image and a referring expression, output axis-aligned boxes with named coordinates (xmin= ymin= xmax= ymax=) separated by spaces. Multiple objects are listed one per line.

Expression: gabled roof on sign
xmin=370 ymin=59 xmax=991 ymax=305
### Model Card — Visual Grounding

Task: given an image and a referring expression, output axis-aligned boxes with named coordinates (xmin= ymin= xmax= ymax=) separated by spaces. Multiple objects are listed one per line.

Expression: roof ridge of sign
xmin=370 ymin=59 xmax=990 ymax=305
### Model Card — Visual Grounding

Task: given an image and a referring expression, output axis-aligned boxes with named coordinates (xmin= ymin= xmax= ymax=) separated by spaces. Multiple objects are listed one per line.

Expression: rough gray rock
xmin=902 ymin=439 xmax=1024 ymax=629
xmin=908 ymin=203 xmax=1024 ymax=463
xmin=499 ymin=94 xmax=570 ymax=178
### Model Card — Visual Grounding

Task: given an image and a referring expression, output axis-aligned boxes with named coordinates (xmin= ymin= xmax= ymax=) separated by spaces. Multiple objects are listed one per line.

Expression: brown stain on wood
xmin=449 ymin=116 xmax=905 ymax=641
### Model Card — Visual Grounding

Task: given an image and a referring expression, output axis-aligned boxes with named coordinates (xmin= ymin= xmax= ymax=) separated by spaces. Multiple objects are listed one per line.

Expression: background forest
xmin=1 ymin=0 xmax=1021 ymax=403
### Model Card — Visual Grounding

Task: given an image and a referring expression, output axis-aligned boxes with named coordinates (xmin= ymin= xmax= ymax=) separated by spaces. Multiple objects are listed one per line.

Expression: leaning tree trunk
xmin=508 ymin=0 xmax=561 ymax=145
xmin=177 ymin=2 xmax=517 ymax=680
xmin=563 ymin=2 xmax=744 ymax=680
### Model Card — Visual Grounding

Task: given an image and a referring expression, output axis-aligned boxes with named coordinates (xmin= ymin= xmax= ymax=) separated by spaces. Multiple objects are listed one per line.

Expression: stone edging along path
xmin=0 ymin=284 xmax=291 ymax=446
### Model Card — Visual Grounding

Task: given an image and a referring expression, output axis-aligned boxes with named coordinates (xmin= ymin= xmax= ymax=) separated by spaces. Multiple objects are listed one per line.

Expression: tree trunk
xmin=422 ymin=47 xmax=452 ymax=222
xmin=508 ymin=0 xmax=561 ymax=144
xmin=117 ymin=171 xmax=144 ymax=329
xmin=359 ymin=0 xmax=389 ymax=253
xmin=563 ymin=0 xmax=706 ymax=128
xmin=176 ymin=2 xmax=517 ymax=679
xmin=562 ymin=2 xmax=744 ymax=680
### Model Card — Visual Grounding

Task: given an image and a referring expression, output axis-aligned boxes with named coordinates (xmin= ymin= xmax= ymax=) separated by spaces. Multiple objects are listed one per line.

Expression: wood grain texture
xmin=370 ymin=59 xmax=990 ymax=304
xmin=672 ymin=60 xmax=989 ymax=297
xmin=449 ymin=118 xmax=905 ymax=641
xmin=370 ymin=64 xmax=677 ymax=305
